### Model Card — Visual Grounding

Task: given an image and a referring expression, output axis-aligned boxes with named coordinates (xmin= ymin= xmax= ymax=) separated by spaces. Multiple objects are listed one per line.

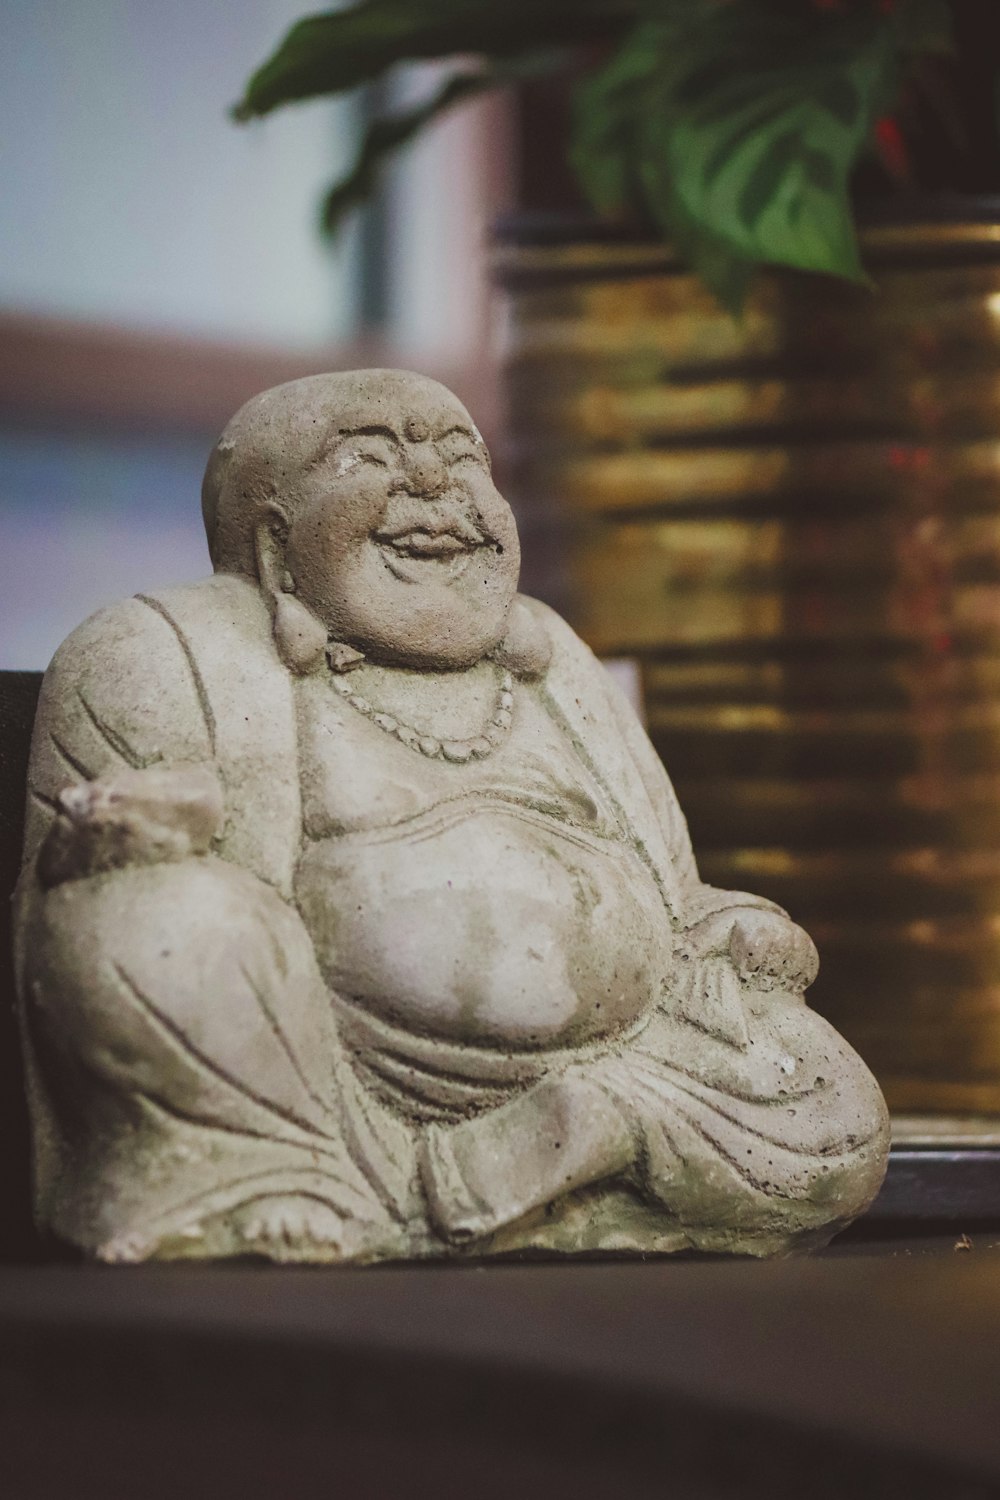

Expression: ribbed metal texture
xmin=500 ymin=222 xmax=1000 ymax=1113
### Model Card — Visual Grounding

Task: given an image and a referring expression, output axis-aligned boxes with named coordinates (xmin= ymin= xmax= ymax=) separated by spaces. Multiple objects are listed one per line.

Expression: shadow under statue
xmin=13 ymin=370 xmax=889 ymax=1263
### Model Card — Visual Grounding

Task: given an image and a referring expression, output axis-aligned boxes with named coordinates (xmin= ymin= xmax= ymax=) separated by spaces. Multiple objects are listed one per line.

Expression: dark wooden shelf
xmin=3 ymin=1256 xmax=1000 ymax=1499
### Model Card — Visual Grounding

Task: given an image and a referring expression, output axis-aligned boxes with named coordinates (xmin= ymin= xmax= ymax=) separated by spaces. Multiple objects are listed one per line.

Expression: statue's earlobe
xmin=271 ymin=593 xmax=329 ymax=674
xmin=254 ymin=503 xmax=328 ymax=675
xmin=493 ymin=598 xmax=552 ymax=681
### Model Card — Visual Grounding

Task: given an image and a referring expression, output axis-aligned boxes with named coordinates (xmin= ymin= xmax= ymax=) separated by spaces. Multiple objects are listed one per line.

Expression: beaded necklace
xmin=330 ymin=666 xmax=514 ymax=763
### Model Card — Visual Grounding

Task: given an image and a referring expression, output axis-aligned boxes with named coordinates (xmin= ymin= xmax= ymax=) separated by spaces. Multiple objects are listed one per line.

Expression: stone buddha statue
xmin=14 ymin=370 xmax=889 ymax=1263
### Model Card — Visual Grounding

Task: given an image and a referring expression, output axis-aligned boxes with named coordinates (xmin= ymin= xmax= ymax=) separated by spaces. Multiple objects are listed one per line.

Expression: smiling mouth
xmin=375 ymin=527 xmax=487 ymax=583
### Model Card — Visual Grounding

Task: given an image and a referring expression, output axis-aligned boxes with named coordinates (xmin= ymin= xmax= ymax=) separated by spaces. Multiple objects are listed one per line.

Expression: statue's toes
xmin=229 ymin=1194 xmax=363 ymax=1263
xmin=97 ymin=1192 xmax=405 ymax=1265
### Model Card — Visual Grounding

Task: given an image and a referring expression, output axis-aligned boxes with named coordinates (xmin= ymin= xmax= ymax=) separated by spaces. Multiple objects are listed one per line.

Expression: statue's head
xmin=202 ymin=370 xmax=521 ymax=671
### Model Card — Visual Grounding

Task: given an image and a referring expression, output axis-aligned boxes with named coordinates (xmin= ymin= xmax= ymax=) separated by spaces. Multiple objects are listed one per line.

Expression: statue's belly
xmin=295 ymin=802 xmax=673 ymax=1050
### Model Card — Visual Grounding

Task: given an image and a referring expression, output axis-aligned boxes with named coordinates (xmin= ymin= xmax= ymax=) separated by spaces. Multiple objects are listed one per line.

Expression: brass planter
xmin=498 ymin=213 xmax=1000 ymax=1114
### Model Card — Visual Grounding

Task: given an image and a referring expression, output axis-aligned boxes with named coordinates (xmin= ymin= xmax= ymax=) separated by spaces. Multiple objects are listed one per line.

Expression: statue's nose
xmin=404 ymin=447 xmax=448 ymax=497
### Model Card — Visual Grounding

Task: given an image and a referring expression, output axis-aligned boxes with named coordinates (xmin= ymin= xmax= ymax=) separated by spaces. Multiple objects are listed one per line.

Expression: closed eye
xmin=331 ymin=436 xmax=397 ymax=474
xmin=438 ymin=433 xmax=489 ymax=470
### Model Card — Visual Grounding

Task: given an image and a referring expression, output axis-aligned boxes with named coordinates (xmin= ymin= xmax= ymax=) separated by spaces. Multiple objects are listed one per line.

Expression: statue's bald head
xmin=202 ymin=369 xmax=479 ymax=574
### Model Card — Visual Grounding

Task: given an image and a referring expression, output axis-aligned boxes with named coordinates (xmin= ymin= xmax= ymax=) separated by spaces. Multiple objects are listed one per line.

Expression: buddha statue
xmin=14 ymin=370 xmax=889 ymax=1263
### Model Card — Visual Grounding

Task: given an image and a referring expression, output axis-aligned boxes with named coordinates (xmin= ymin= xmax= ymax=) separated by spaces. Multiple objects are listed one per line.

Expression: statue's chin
xmin=333 ymin=595 xmax=513 ymax=675
xmin=362 ymin=636 xmax=503 ymax=674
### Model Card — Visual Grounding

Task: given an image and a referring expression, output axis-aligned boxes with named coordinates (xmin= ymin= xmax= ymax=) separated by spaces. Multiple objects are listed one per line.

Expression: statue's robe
xmin=15 ymin=574 xmax=889 ymax=1261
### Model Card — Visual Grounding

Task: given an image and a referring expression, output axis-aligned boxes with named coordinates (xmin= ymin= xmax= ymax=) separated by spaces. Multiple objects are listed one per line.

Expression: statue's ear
xmin=493 ymin=597 xmax=552 ymax=681
xmin=253 ymin=501 xmax=328 ymax=675
xmin=253 ymin=500 xmax=291 ymax=595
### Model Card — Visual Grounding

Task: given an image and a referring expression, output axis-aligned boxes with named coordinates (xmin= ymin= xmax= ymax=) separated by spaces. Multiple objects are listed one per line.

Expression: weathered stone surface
xmin=13 ymin=369 xmax=889 ymax=1263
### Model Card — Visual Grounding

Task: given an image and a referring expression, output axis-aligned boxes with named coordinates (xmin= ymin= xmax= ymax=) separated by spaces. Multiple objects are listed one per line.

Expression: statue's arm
xmin=602 ymin=674 xmax=818 ymax=989
xmin=21 ymin=595 xmax=220 ymax=887
xmin=596 ymin=667 xmax=815 ymax=972
xmin=530 ymin=596 xmax=817 ymax=995
xmin=579 ymin=643 xmax=776 ymax=910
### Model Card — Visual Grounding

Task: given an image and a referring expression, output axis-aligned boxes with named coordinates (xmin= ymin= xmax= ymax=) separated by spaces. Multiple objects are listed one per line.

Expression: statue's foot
xmin=420 ymin=1074 xmax=634 ymax=1245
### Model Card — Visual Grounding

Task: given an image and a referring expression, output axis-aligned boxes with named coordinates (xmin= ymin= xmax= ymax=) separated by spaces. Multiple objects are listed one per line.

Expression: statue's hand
xmin=37 ymin=763 xmax=223 ymax=888
xmin=728 ymin=909 xmax=818 ymax=993
xmin=681 ymin=907 xmax=818 ymax=995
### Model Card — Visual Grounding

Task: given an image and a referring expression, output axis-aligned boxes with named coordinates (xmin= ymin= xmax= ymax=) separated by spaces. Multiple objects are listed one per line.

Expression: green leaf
xmin=666 ymin=27 xmax=894 ymax=280
xmin=234 ymin=0 xmax=630 ymax=119
xmin=653 ymin=172 xmax=754 ymax=314
xmin=635 ymin=95 xmax=755 ymax=313
xmin=572 ymin=6 xmax=902 ymax=308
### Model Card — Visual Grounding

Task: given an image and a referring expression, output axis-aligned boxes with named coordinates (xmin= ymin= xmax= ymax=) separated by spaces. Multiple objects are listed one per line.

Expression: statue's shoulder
xmin=515 ymin=593 xmax=608 ymax=702
xmin=39 ymin=576 xmax=258 ymax=726
xmin=38 ymin=587 xmax=202 ymax=732
xmin=41 ymin=574 xmax=253 ymax=675
xmin=138 ymin=571 xmax=270 ymax=647
xmin=45 ymin=590 xmax=179 ymax=679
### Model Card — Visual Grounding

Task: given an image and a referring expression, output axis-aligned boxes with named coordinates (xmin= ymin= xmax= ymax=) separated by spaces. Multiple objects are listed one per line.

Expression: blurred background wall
xmin=0 ymin=0 xmax=511 ymax=668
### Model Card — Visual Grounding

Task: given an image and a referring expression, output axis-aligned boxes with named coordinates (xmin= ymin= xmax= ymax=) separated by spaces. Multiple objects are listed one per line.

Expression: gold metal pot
xmin=498 ymin=216 xmax=1000 ymax=1114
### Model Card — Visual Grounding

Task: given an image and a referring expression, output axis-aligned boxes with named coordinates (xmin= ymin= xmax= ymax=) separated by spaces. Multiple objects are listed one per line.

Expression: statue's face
xmin=283 ymin=378 xmax=520 ymax=669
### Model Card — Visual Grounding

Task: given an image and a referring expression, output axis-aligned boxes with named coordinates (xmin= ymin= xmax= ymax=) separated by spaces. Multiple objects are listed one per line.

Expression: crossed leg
xmin=420 ymin=979 xmax=889 ymax=1257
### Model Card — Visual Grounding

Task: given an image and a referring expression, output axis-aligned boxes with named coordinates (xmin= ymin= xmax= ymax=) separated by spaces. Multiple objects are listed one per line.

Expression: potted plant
xmin=236 ymin=0 xmax=1000 ymax=1120
xmin=234 ymin=0 xmax=992 ymax=300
